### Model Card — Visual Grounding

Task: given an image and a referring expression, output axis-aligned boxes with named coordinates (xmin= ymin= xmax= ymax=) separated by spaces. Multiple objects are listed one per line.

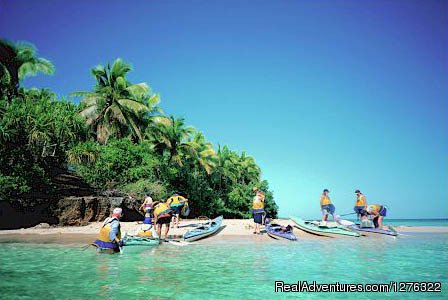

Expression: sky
xmin=1 ymin=0 xmax=447 ymax=219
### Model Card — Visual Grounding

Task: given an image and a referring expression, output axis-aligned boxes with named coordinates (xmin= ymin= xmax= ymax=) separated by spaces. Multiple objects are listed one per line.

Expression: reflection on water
xmin=0 ymin=233 xmax=447 ymax=299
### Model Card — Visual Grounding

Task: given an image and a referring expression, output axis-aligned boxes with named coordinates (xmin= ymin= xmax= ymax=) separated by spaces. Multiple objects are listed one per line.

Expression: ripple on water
xmin=0 ymin=233 xmax=447 ymax=299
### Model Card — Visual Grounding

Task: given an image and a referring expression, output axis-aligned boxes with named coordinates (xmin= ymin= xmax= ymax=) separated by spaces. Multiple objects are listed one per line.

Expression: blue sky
xmin=1 ymin=0 xmax=447 ymax=218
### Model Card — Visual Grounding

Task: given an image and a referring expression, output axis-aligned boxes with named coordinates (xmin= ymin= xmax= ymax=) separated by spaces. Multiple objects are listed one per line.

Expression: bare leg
xmin=157 ymin=223 xmax=162 ymax=238
xmin=164 ymin=224 xmax=170 ymax=239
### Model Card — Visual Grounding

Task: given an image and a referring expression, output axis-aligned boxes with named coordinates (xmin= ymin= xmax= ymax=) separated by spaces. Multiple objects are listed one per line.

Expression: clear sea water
xmin=1 ymin=231 xmax=447 ymax=299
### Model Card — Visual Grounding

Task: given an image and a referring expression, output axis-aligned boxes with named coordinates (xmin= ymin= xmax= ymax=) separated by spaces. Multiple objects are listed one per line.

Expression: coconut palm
xmin=0 ymin=39 xmax=54 ymax=97
xmin=186 ymin=131 xmax=217 ymax=174
xmin=147 ymin=116 xmax=196 ymax=166
xmin=75 ymin=58 xmax=160 ymax=144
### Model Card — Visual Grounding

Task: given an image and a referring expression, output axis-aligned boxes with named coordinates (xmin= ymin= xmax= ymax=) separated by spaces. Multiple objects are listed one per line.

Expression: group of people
xmin=320 ymin=189 xmax=388 ymax=228
xmin=93 ymin=193 xmax=189 ymax=252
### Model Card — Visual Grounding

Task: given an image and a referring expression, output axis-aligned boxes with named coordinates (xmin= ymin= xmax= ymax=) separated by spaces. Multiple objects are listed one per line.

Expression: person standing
xmin=139 ymin=195 xmax=153 ymax=225
xmin=93 ymin=207 xmax=123 ymax=253
xmin=167 ymin=193 xmax=189 ymax=228
xmin=252 ymin=188 xmax=265 ymax=235
xmin=320 ymin=189 xmax=335 ymax=221
xmin=354 ymin=190 xmax=367 ymax=220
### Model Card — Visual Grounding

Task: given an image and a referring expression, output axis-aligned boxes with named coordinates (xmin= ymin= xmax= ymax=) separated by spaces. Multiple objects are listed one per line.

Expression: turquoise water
xmin=1 ymin=233 xmax=447 ymax=299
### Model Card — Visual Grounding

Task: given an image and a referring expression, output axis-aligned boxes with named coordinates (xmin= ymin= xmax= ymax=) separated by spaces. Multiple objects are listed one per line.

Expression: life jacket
xmin=137 ymin=226 xmax=153 ymax=237
xmin=367 ymin=204 xmax=382 ymax=215
xmin=142 ymin=197 xmax=153 ymax=212
xmin=355 ymin=194 xmax=366 ymax=206
xmin=252 ymin=195 xmax=265 ymax=211
xmin=98 ymin=217 xmax=121 ymax=242
xmin=154 ymin=203 xmax=172 ymax=218
xmin=167 ymin=195 xmax=188 ymax=207
xmin=321 ymin=195 xmax=331 ymax=206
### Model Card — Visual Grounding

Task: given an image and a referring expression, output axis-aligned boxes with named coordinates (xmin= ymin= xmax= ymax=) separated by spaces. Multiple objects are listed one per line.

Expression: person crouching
xmin=153 ymin=200 xmax=173 ymax=241
xmin=93 ymin=207 xmax=123 ymax=253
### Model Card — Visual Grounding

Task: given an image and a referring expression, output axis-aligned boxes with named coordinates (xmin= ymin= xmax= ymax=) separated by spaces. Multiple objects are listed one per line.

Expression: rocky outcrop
xmin=0 ymin=196 xmax=145 ymax=229
xmin=0 ymin=172 xmax=148 ymax=229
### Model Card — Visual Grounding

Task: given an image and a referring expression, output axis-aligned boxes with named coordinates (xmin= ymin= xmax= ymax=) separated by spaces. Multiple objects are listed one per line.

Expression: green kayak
xmin=291 ymin=217 xmax=360 ymax=238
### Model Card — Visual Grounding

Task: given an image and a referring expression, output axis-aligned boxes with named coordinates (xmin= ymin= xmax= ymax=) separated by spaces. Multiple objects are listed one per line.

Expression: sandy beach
xmin=0 ymin=219 xmax=447 ymax=244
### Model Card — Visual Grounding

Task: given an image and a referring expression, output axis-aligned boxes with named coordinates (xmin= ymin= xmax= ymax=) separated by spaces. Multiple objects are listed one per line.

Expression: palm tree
xmin=186 ymin=131 xmax=217 ymax=174
xmin=0 ymin=39 xmax=54 ymax=98
xmin=75 ymin=58 xmax=160 ymax=144
xmin=147 ymin=116 xmax=196 ymax=166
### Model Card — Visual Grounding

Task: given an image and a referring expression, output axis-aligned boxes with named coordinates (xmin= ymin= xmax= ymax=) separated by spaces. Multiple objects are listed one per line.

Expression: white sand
xmin=0 ymin=219 xmax=446 ymax=244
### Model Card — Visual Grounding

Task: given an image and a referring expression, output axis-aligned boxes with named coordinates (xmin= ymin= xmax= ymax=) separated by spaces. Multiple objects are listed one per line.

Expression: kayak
xmin=122 ymin=235 xmax=160 ymax=246
xmin=183 ymin=216 xmax=223 ymax=242
xmin=265 ymin=222 xmax=297 ymax=241
xmin=349 ymin=224 xmax=398 ymax=236
xmin=291 ymin=217 xmax=360 ymax=238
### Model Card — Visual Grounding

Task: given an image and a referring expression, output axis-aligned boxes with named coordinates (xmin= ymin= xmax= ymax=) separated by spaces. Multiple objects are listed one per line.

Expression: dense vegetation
xmin=0 ymin=39 xmax=278 ymax=218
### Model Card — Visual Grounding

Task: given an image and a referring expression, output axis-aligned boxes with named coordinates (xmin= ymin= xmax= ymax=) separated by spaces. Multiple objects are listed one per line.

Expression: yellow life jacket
xmin=137 ymin=230 xmax=153 ymax=238
xmin=154 ymin=203 xmax=172 ymax=218
xmin=367 ymin=204 xmax=381 ymax=214
xmin=321 ymin=195 xmax=331 ymax=205
xmin=355 ymin=195 xmax=366 ymax=206
xmin=252 ymin=195 xmax=264 ymax=210
xmin=98 ymin=217 xmax=121 ymax=242
xmin=167 ymin=195 xmax=187 ymax=207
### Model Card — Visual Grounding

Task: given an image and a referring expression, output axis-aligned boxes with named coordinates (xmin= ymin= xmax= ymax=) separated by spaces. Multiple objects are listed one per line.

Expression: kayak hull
xmin=183 ymin=216 xmax=223 ymax=242
xmin=350 ymin=225 xmax=398 ymax=236
xmin=291 ymin=217 xmax=360 ymax=238
xmin=266 ymin=223 xmax=297 ymax=241
xmin=122 ymin=236 xmax=160 ymax=246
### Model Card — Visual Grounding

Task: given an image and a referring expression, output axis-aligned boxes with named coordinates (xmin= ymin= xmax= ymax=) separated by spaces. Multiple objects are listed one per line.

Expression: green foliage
xmin=75 ymin=58 xmax=161 ymax=144
xmin=69 ymin=139 xmax=161 ymax=189
xmin=0 ymin=89 xmax=86 ymax=197
xmin=120 ymin=179 xmax=168 ymax=201
xmin=0 ymin=40 xmax=279 ymax=218
xmin=0 ymin=39 xmax=54 ymax=97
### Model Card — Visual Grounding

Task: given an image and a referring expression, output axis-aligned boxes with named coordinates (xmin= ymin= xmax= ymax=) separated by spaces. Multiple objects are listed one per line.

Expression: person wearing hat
xmin=252 ymin=188 xmax=266 ymax=234
xmin=139 ymin=195 xmax=153 ymax=225
xmin=320 ymin=189 xmax=335 ymax=221
xmin=366 ymin=204 xmax=387 ymax=228
xmin=354 ymin=190 xmax=367 ymax=220
xmin=93 ymin=207 xmax=123 ymax=253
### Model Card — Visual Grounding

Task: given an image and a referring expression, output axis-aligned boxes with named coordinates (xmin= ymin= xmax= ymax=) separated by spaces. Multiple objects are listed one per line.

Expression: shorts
xmin=143 ymin=216 xmax=152 ymax=224
xmin=321 ymin=204 xmax=335 ymax=215
xmin=354 ymin=206 xmax=366 ymax=215
xmin=378 ymin=206 xmax=387 ymax=217
xmin=253 ymin=212 xmax=264 ymax=224
xmin=157 ymin=216 xmax=172 ymax=225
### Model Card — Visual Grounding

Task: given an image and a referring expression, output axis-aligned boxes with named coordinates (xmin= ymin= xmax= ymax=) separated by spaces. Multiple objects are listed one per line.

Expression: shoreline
xmin=1 ymin=219 xmax=447 ymax=244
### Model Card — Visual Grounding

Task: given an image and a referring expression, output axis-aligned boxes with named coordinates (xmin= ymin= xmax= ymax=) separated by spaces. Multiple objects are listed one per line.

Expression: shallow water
xmin=1 ymin=233 xmax=447 ymax=299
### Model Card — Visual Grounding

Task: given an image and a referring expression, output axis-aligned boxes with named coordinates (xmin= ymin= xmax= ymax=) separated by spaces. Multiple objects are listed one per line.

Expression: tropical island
xmin=0 ymin=39 xmax=278 ymax=229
